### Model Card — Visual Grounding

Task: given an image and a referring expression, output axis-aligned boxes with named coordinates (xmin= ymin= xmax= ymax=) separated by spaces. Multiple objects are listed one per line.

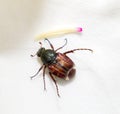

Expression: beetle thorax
xmin=37 ymin=48 xmax=57 ymax=64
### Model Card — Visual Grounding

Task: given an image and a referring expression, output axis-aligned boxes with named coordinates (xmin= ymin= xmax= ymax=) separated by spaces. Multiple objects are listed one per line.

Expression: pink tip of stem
xmin=76 ymin=27 xmax=83 ymax=32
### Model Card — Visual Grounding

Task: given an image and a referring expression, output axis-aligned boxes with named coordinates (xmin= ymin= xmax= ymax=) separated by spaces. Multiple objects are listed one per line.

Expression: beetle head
xmin=37 ymin=47 xmax=45 ymax=57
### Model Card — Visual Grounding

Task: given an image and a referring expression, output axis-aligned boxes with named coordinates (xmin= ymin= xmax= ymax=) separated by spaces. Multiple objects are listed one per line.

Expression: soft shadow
xmin=55 ymin=75 xmax=75 ymax=86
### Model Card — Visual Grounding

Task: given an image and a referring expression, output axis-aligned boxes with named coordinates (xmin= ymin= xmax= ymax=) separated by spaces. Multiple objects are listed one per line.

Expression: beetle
xmin=31 ymin=38 xmax=93 ymax=97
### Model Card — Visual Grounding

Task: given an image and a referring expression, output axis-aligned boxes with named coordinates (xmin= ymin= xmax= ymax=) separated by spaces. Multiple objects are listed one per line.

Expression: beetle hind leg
xmin=64 ymin=48 xmax=93 ymax=54
xmin=49 ymin=72 xmax=60 ymax=97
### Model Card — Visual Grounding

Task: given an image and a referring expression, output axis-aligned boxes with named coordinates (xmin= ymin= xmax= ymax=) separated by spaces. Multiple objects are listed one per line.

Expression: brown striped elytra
xmin=48 ymin=53 xmax=75 ymax=80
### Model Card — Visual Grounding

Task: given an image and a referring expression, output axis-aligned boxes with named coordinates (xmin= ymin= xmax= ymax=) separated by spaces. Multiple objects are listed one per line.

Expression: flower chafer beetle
xmin=31 ymin=39 xmax=93 ymax=97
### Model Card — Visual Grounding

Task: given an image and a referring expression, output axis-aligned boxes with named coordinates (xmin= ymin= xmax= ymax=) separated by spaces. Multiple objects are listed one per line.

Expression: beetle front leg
xmin=64 ymin=48 xmax=93 ymax=55
xmin=30 ymin=65 xmax=44 ymax=79
xmin=49 ymin=72 xmax=60 ymax=97
xmin=45 ymin=38 xmax=54 ymax=50
xmin=55 ymin=39 xmax=67 ymax=52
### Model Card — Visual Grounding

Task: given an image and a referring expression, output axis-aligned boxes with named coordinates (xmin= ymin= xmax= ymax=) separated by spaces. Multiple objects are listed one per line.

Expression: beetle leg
xmin=30 ymin=65 xmax=44 ymax=79
xmin=49 ymin=72 xmax=60 ymax=97
xmin=64 ymin=48 xmax=93 ymax=54
xmin=45 ymin=38 xmax=54 ymax=50
xmin=43 ymin=65 xmax=47 ymax=90
xmin=55 ymin=39 xmax=67 ymax=52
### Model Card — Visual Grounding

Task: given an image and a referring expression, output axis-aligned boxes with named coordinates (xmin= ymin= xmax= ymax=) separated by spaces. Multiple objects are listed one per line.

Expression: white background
xmin=0 ymin=0 xmax=120 ymax=114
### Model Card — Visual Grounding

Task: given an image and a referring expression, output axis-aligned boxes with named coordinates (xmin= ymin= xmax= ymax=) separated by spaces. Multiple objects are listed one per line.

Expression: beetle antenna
xmin=31 ymin=42 xmax=42 ymax=57
xmin=39 ymin=42 xmax=42 ymax=48
xmin=55 ymin=38 xmax=67 ymax=52
xmin=44 ymin=38 xmax=54 ymax=50
xmin=31 ymin=53 xmax=37 ymax=57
